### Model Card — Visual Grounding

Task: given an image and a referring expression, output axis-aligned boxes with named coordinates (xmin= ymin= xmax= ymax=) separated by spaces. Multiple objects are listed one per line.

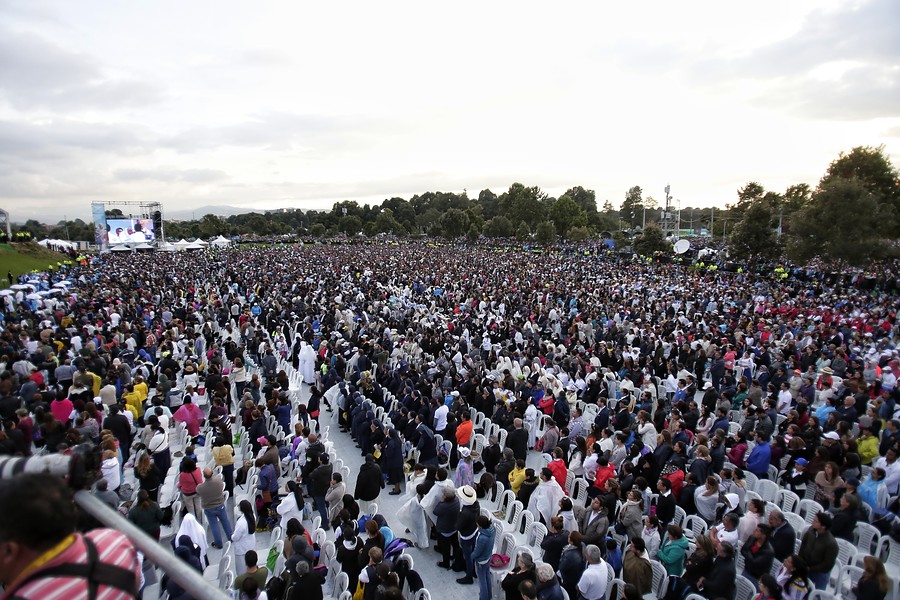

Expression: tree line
xmin=12 ymin=146 xmax=898 ymax=265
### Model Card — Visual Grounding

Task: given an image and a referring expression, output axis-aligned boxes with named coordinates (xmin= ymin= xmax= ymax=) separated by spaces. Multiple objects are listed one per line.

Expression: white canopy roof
xmin=37 ymin=238 xmax=76 ymax=249
xmin=109 ymin=245 xmax=131 ymax=252
xmin=210 ymin=235 xmax=231 ymax=246
xmin=134 ymin=243 xmax=154 ymax=250
xmin=193 ymin=238 xmax=209 ymax=246
xmin=184 ymin=241 xmax=205 ymax=250
xmin=173 ymin=238 xmax=191 ymax=247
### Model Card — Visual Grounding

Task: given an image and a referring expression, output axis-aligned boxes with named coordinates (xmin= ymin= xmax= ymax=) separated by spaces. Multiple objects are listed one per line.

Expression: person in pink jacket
xmin=173 ymin=396 xmax=204 ymax=438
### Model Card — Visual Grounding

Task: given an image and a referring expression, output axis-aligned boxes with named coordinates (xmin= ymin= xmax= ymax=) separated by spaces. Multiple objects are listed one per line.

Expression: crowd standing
xmin=0 ymin=240 xmax=897 ymax=600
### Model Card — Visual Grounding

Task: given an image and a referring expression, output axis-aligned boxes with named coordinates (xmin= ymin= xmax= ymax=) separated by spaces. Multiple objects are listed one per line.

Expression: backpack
xmin=9 ymin=536 xmax=138 ymax=600
xmin=383 ymin=537 xmax=413 ymax=564
xmin=265 ymin=573 xmax=287 ymax=600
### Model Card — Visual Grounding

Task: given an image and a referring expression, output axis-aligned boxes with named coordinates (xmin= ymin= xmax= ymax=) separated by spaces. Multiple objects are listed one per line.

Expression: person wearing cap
xmin=779 ymin=457 xmax=810 ymax=496
xmin=455 ymin=485 xmax=480 ymax=584
xmin=822 ymin=430 xmax=844 ymax=464
xmin=454 ymin=446 xmax=475 ymax=488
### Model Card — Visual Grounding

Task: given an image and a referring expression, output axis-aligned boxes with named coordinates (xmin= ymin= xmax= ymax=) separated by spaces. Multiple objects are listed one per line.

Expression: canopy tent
xmin=173 ymin=239 xmax=191 ymax=250
xmin=110 ymin=245 xmax=132 ymax=252
xmin=134 ymin=243 xmax=155 ymax=251
xmin=37 ymin=238 xmax=76 ymax=250
xmin=210 ymin=235 xmax=231 ymax=247
xmin=158 ymin=242 xmax=177 ymax=252
xmin=192 ymin=238 xmax=209 ymax=246
xmin=184 ymin=241 xmax=205 ymax=250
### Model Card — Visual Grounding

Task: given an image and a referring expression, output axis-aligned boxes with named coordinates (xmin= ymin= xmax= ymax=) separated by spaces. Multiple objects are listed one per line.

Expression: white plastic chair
xmin=755 ymin=479 xmax=779 ymax=503
xmin=798 ymin=499 xmax=824 ymax=525
xmin=734 ymin=575 xmax=755 ymax=600
xmin=775 ymin=489 xmax=800 ymax=513
xmin=831 ymin=565 xmax=863 ymax=597
xmin=854 ymin=521 xmax=881 ymax=556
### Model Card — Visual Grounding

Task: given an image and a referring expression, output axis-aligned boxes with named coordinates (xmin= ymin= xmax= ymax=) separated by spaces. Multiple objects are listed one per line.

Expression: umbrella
xmin=53 ymin=281 xmax=72 ymax=288
xmin=10 ymin=284 xmax=33 ymax=291
xmin=0 ymin=290 xmax=13 ymax=296
xmin=26 ymin=293 xmax=42 ymax=300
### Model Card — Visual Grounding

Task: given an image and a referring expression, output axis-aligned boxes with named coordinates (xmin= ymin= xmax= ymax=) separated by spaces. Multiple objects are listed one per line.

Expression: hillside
xmin=0 ymin=242 xmax=71 ymax=282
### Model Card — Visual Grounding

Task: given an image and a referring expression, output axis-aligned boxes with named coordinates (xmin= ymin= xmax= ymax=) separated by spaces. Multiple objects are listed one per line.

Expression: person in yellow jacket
xmin=133 ymin=375 xmax=149 ymax=404
xmin=123 ymin=384 xmax=144 ymax=420
xmin=509 ymin=459 xmax=526 ymax=494
xmin=858 ymin=427 xmax=881 ymax=466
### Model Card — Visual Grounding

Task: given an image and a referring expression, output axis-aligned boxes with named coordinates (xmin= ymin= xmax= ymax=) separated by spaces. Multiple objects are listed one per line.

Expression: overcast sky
xmin=1 ymin=0 xmax=897 ymax=224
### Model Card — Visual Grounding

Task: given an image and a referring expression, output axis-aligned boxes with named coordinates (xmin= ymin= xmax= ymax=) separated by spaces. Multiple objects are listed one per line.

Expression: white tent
xmin=184 ymin=241 xmax=205 ymax=250
xmin=110 ymin=245 xmax=132 ymax=252
xmin=193 ymin=238 xmax=209 ymax=246
xmin=37 ymin=238 xmax=76 ymax=250
xmin=173 ymin=239 xmax=191 ymax=251
xmin=134 ymin=243 xmax=155 ymax=251
xmin=158 ymin=242 xmax=177 ymax=252
xmin=210 ymin=235 xmax=231 ymax=247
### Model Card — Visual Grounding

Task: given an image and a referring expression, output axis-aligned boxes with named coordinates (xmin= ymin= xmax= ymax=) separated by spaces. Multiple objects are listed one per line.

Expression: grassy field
xmin=0 ymin=242 xmax=70 ymax=284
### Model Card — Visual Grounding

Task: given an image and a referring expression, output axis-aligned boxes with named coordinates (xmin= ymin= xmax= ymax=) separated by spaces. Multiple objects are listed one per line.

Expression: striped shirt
xmin=1 ymin=529 xmax=141 ymax=600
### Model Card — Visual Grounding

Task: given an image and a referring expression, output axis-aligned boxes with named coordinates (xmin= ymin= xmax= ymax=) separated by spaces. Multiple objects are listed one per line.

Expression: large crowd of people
xmin=0 ymin=240 xmax=898 ymax=600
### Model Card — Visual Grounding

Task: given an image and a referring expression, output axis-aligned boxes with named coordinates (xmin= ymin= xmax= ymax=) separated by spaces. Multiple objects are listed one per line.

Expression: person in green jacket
xmin=657 ymin=524 xmax=690 ymax=576
xmin=127 ymin=490 xmax=164 ymax=541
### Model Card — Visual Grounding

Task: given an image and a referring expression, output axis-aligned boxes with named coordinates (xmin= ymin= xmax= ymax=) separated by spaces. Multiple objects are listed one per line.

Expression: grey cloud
xmin=753 ymin=64 xmax=899 ymax=120
xmin=163 ymin=111 xmax=401 ymax=153
xmin=0 ymin=28 xmax=164 ymax=110
xmin=683 ymin=0 xmax=899 ymax=121
xmin=0 ymin=119 xmax=149 ymax=162
xmin=114 ymin=167 xmax=228 ymax=183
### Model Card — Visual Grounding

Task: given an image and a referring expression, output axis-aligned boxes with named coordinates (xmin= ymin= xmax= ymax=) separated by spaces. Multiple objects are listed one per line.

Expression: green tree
xmin=498 ymin=183 xmax=547 ymax=230
xmin=339 ymin=215 xmax=363 ymax=236
xmin=199 ymin=214 xmax=229 ymax=238
xmin=819 ymin=145 xmax=900 ymax=235
xmin=728 ymin=201 xmax=779 ymax=260
xmin=620 ymin=186 xmax=644 ymax=228
xmin=567 ymin=226 xmax=592 ymax=241
xmin=416 ymin=208 xmax=442 ymax=235
xmin=466 ymin=224 xmax=480 ymax=241
xmin=565 ymin=186 xmax=598 ymax=215
xmin=515 ymin=222 xmax=531 ymax=241
xmin=788 ymin=178 xmax=886 ymax=265
xmin=548 ymin=194 xmax=586 ymax=236
xmin=309 ymin=223 xmax=326 ymax=237
xmin=535 ymin=222 xmax=556 ymax=245
xmin=362 ymin=222 xmax=377 ymax=237
xmin=477 ymin=189 xmax=499 ymax=220
xmin=374 ymin=209 xmax=404 ymax=235
xmin=483 ymin=216 xmax=514 ymax=238
xmin=440 ymin=208 xmax=469 ymax=238
xmin=381 ymin=197 xmax=416 ymax=232
xmin=632 ymin=225 xmax=668 ymax=255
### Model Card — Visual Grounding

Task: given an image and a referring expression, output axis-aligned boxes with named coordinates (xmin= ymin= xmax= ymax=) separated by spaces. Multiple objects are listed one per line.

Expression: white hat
xmin=458 ymin=447 xmax=471 ymax=458
xmin=703 ymin=381 xmax=713 ymax=390
xmin=457 ymin=485 xmax=477 ymax=506
xmin=824 ymin=431 xmax=840 ymax=441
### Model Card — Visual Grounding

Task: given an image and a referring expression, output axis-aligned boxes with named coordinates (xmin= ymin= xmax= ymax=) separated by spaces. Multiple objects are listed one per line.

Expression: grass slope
xmin=0 ymin=242 xmax=70 ymax=283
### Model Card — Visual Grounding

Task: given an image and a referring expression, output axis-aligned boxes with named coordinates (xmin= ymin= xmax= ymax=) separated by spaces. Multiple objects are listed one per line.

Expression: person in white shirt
xmin=875 ymin=448 xmax=900 ymax=496
xmin=577 ymin=544 xmax=609 ymax=600
xmin=433 ymin=400 xmax=449 ymax=435
xmin=710 ymin=512 xmax=740 ymax=549
xmin=776 ymin=383 xmax=793 ymax=415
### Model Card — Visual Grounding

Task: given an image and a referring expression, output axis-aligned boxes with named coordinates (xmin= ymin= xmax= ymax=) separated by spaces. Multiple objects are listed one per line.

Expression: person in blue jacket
xmin=471 ymin=515 xmax=496 ymax=600
xmin=746 ymin=432 xmax=772 ymax=479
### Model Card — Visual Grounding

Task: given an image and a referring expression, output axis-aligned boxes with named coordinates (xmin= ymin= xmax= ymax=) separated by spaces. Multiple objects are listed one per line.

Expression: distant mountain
xmin=164 ymin=205 xmax=254 ymax=220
